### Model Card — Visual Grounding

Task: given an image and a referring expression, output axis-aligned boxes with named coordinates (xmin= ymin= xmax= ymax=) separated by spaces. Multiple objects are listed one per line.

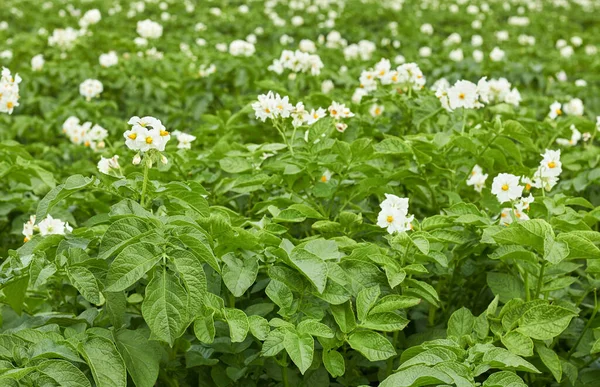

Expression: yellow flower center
xmin=375 ymin=108 xmax=381 ymax=115
xmin=501 ymin=184 xmax=509 ymax=191
xmin=160 ymin=130 xmax=169 ymax=137
xmin=331 ymin=109 xmax=338 ymax=115
xmin=458 ymin=93 xmax=465 ymax=100
xmin=265 ymin=108 xmax=271 ymax=113
xmin=320 ymin=175 xmax=328 ymax=182
xmin=526 ymin=183 xmax=531 ymax=190
xmin=556 ymin=108 xmax=562 ymax=115
xmin=6 ymin=102 xmax=13 ymax=109
xmin=146 ymin=137 xmax=153 ymax=144
xmin=84 ymin=141 xmax=90 ymax=147
xmin=128 ymin=133 xmax=137 ymax=140
xmin=548 ymin=161 xmax=556 ymax=168
xmin=386 ymin=215 xmax=394 ymax=223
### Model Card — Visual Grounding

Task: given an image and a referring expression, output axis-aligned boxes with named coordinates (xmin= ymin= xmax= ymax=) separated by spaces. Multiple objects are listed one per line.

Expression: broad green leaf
xmin=289 ymin=248 xmax=328 ymax=293
xmin=163 ymin=181 xmax=209 ymax=217
xmin=447 ymin=307 xmax=474 ymax=339
xmin=535 ymin=344 xmax=562 ymax=383
xmin=114 ymin=329 xmax=161 ymax=387
xmin=79 ymin=337 xmax=127 ymax=387
xmin=284 ymin=330 xmax=314 ymax=375
xmin=557 ymin=232 xmax=600 ymax=260
xmin=486 ymin=272 xmax=525 ymax=303
xmin=171 ymin=248 xmax=207 ymax=317
xmin=482 ymin=371 xmax=527 ymax=387
xmin=361 ymin=312 xmax=409 ymax=332
xmin=543 ymin=234 xmax=569 ymax=264
xmin=323 ymin=349 xmax=345 ymax=378
xmin=173 ymin=232 xmax=220 ymax=273
xmin=99 ymin=218 xmax=157 ymax=259
xmin=482 ymin=347 xmax=540 ymax=373
xmin=501 ymin=331 xmax=533 ymax=357
xmin=142 ymin=268 xmax=189 ymax=345
xmin=347 ymin=331 xmax=396 ymax=361
xmin=262 ymin=328 xmax=286 ymax=357
xmin=370 ymin=295 xmax=421 ymax=314
xmin=516 ymin=305 xmax=577 ymax=340
xmin=193 ymin=310 xmax=215 ymax=344
xmin=248 ymin=315 xmax=270 ymax=340
xmin=331 ymin=301 xmax=356 ymax=333
xmin=3 ymin=276 xmax=29 ymax=315
xmin=105 ymin=243 xmax=162 ymax=292
xmin=36 ymin=175 xmax=94 ymax=220
xmin=67 ymin=266 xmax=100 ymax=305
xmin=30 ymin=339 xmax=83 ymax=363
xmin=356 ymin=286 xmax=380 ymax=322
xmin=222 ymin=254 xmax=258 ymax=297
xmin=265 ymin=279 xmax=294 ymax=311
xmin=399 ymin=348 xmax=458 ymax=369
xmin=297 ymin=319 xmax=334 ymax=338
xmin=224 ymin=308 xmax=249 ymax=342
xmin=380 ymin=365 xmax=453 ymax=387
xmin=37 ymin=360 xmax=91 ymax=387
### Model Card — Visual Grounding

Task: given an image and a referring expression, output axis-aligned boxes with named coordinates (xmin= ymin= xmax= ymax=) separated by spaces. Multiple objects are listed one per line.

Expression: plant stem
xmin=140 ymin=156 xmax=150 ymax=207
xmin=534 ymin=261 xmax=547 ymax=299
xmin=461 ymin=108 xmax=467 ymax=134
xmin=568 ymin=289 xmax=598 ymax=359
xmin=282 ymin=352 xmax=289 ymax=387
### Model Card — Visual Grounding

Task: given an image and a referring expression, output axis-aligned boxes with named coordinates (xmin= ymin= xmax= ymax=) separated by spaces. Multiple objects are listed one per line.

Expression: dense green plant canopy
xmin=1 ymin=0 xmax=600 ymax=386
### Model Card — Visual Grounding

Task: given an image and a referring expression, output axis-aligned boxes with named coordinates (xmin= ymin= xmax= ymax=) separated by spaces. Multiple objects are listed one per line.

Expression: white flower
xmin=321 ymin=80 xmax=334 ymax=94
xmin=79 ymin=9 xmax=101 ymax=28
xmin=466 ymin=165 xmax=488 ymax=193
xmin=79 ymin=79 xmax=103 ymax=101
xmin=0 ymin=67 xmax=21 ymax=115
xmin=447 ymin=80 xmax=479 ymax=110
xmin=490 ymin=47 xmax=505 ymax=62
xmin=563 ymin=98 xmax=584 ymax=116
xmin=449 ymin=48 xmax=464 ymax=62
xmin=48 ymin=27 xmax=80 ymax=50
xmin=377 ymin=194 xmax=413 ymax=234
xmin=369 ymin=104 xmax=384 ymax=117
xmin=175 ymin=132 xmax=196 ymax=149
xmin=38 ymin=214 xmax=70 ymax=236
xmin=229 ymin=40 xmax=256 ymax=57
xmin=473 ymin=50 xmax=484 ymax=63
xmin=548 ymin=101 xmax=563 ymax=120
xmin=97 ymin=155 xmax=121 ymax=175
xmin=22 ymin=215 xmax=36 ymax=242
xmin=137 ymin=19 xmax=163 ymax=39
xmin=491 ymin=173 xmax=524 ymax=203
xmin=132 ymin=153 xmax=142 ymax=165
xmin=99 ymin=51 xmax=118 ymax=67
xmin=252 ymin=91 xmax=277 ymax=122
xmin=305 ymin=107 xmax=327 ymax=125
xmin=328 ymin=102 xmax=354 ymax=120
xmin=124 ymin=116 xmax=169 ymax=152
xmin=380 ymin=193 xmax=409 ymax=213
xmin=320 ymin=170 xmax=332 ymax=183
xmin=335 ymin=122 xmax=348 ymax=133
xmin=31 ymin=54 xmax=45 ymax=71
xmin=539 ymin=149 xmax=562 ymax=177
xmin=274 ymin=94 xmax=294 ymax=118
xmin=556 ymin=125 xmax=582 ymax=147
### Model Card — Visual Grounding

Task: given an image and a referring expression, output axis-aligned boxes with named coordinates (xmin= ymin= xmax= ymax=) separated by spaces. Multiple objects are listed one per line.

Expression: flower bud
xmin=132 ymin=153 xmax=141 ymax=165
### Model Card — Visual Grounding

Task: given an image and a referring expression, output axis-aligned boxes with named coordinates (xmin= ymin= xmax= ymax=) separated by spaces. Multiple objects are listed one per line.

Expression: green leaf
xmin=37 ymin=360 xmax=91 ymax=387
xmin=361 ymin=313 xmax=409 ymax=332
xmin=248 ymin=315 xmax=270 ymax=340
xmin=370 ymin=295 xmax=421 ymax=314
xmin=173 ymin=231 xmax=220 ymax=273
xmin=289 ymin=248 xmax=328 ymax=293
xmin=516 ymin=305 xmax=577 ymax=340
xmin=193 ymin=311 xmax=215 ymax=344
xmin=482 ymin=347 xmax=540 ymax=373
xmin=347 ymin=331 xmax=396 ymax=361
xmin=501 ymin=331 xmax=533 ymax=357
xmin=323 ymin=349 xmax=345 ymax=378
xmin=105 ymin=243 xmax=162 ymax=292
xmin=374 ymin=136 xmax=412 ymax=155
xmin=535 ymin=344 xmax=562 ymax=383
xmin=265 ymin=279 xmax=294 ymax=312
xmin=36 ymin=175 xmax=94 ymax=220
xmin=482 ymin=371 xmax=527 ymax=387
xmin=222 ymin=254 xmax=258 ymax=297
xmin=79 ymin=336 xmax=127 ymax=387
xmin=220 ymin=157 xmax=252 ymax=173
xmin=331 ymin=301 xmax=357 ymax=333
xmin=142 ymin=268 xmax=189 ymax=345
xmin=356 ymin=286 xmax=380 ymax=321
xmin=163 ymin=181 xmax=209 ymax=217
xmin=99 ymin=218 xmax=157 ymax=259
xmin=380 ymin=365 xmax=453 ymax=387
xmin=284 ymin=330 xmax=314 ymax=375
xmin=67 ymin=266 xmax=100 ymax=305
xmin=557 ymin=232 xmax=600 ymax=260
xmin=492 ymin=220 xmax=552 ymax=253
xmin=297 ymin=319 xmax=334 ymax=338
xmin=447 ymin=307 xmax=474 ymax=339
xmin=543 ymin=234 xmax=569 ymax=265
xmin=171 ymin=248 xmax=207 ymax=317
xmin=262 ymin=328 xmax=286 ymax=357
xmin=114 ymin=329 xmax=161 ymax=387
xmin=3 ymin=276 xmax=29 ymax=315
xmin=486 ymin=272 xmax=525 ymax=303
xmin=224 ymin=308 xmax=249 ymax=342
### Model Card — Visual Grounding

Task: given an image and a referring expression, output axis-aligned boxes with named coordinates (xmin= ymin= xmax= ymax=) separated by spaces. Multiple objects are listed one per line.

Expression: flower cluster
xmin=557 ymin=125 xmax=582 ymax=147
xmin=79 ymin=79 xmax=103 ymax=101
xmin=486 ymin=78 xmax=522 ymax=106
xmin=172 ymin=130 xmax=197 ymax=149
xmin=79 ymin=9 xmax=101 ymax=29
xmin=353 ymin=59 xmax=426 ymax=103
xmin=229 ymin=40 xmax=256 ymax=57
xmin=123 ymin=116 xmax=170 ymax=152
xmin=137 ymin=19 xmax=163 ymax=39
xmin=377 ymin=194 xmax=414 ymax=234
xmin=490 ymin=173 xmax=534 ymax=225
xmin=436 ymin=77 xmax=490 ymax=112
xmin=62 ymin=116 xmax=107 ymax=151
xmin=268 ymin=50 xmax=324 ymax=76
xmin=0 ymin=68 xmax=21 ymax=115
xmin=199 ymin=64 xmax=216 ymax=78
xmin=548 ymin=98 xmax=584 ymax=119
xmin=252 ymin=91 xmax=324 ymax=128
xmin=48 ymin=28 xmax=81 ymax=51
xmin=22 ymin=215 xmax=72 ymax=242
xmin=31 ymin=54 xmax=44 ymax=71
xmin=343 ymin=40 xmax=377 ymax=61
xmin=466 ymin=165 xmax=488 ymax=193
xmin=528 ymin=149 xmax=563 ymax=192
xmin=99 ymin=51 xmax=118 ymax=67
